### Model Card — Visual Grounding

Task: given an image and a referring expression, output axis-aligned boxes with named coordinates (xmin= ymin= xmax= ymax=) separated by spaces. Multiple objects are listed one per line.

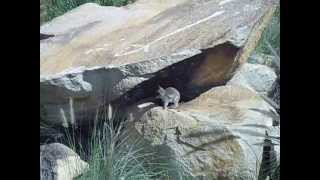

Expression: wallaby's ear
xmin=157 ymin=86 xmax=164 ymax=95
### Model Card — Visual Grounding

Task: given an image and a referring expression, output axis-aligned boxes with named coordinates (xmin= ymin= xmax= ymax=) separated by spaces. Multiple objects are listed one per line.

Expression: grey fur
xmin=157 ymin=86 xmax=180 ymax=109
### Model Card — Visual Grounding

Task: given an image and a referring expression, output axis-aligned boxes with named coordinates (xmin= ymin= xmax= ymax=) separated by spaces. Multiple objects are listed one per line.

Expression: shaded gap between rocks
xmin=112 ymin=42 xmax=241 ymax=110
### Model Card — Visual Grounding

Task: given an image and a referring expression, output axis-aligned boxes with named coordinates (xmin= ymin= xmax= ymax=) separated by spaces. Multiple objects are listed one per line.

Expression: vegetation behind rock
xmin=40 ymin=0 xmax=135 ymax=25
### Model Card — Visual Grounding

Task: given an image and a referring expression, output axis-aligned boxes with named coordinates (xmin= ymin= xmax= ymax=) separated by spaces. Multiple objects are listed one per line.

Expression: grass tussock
xmin=73 ymin=106 xmax=163 ymax=180
xmin=246 ymin=6 xmax=280 ymax=178
xmin=255 ymin=6 xmax=280 ymax=56
xmin=40 ymin=101 xmax=191 ymax=179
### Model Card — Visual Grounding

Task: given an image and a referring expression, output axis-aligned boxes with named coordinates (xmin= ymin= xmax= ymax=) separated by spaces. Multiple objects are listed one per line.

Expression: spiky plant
xmin=60 ymin=102 xmax=184 ymax=180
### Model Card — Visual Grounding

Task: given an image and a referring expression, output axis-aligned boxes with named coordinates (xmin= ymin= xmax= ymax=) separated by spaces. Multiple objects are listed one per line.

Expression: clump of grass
xmin=250 ymin=4 xmax=280 ymax=111
xmin=73 ymin=106 xmax=162 ymax=179
xmin=41 ymin=95 xmax=192 ymax=179
xmin=41 ymin=0 xmax=135 ymax=24
xmin=58 ymin=102 xmax=189 ymax=179
xmin=255 ymin=5 xmax=280 ymax=55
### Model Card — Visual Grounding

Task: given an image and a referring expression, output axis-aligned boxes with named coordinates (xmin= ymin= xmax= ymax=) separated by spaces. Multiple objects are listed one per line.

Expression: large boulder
xmin=40 ymin=143 xmax=88 ymax=180
xmin=40 ymin=0 xmax=279 ymax=125
xmin=126 ymin=85 xmax=277 ymax=179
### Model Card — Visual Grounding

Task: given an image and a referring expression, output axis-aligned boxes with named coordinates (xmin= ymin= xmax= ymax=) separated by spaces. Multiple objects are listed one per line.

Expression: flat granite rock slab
xmin=40 ymin=0 xmax=278 ymax=76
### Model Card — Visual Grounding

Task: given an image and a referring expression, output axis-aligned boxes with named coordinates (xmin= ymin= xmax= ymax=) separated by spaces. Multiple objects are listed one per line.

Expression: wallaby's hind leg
xmin=163 ymin=101 xmax=169 ymax=110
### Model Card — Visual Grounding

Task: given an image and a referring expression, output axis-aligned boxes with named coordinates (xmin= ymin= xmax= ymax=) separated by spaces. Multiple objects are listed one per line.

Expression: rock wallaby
xmin=156 ymin=86 xmax=180 ymax=109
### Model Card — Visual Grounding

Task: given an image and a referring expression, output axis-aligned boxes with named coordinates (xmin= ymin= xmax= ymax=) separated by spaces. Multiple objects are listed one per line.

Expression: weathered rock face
xmin=227 ymin=63 xmax=277 ymax=95
xmin=40 ymin=0 xmax=278 ymax=125
xmin=40 ymin=143 xmax=88 ymax=180
xmin=126 ymin=85 xmax=275 ymax=179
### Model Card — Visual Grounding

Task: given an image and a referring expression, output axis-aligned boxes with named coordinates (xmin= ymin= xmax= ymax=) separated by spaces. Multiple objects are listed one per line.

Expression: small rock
xmin=40 ymin=143 xmax=88 ymax=180
xmin=228 ymin=63 xmax=277 ymax=94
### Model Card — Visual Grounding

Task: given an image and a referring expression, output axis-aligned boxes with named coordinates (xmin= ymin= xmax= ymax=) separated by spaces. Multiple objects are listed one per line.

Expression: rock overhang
xmin=40 ymin=0 xmax=279 ymax=125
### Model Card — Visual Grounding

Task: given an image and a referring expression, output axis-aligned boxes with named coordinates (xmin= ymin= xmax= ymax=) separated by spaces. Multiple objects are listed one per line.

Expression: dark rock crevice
xmin=112 ymin=42 xmax=241 ymax=109
xmin=40 ymin=33 xmax=54 ymax=40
